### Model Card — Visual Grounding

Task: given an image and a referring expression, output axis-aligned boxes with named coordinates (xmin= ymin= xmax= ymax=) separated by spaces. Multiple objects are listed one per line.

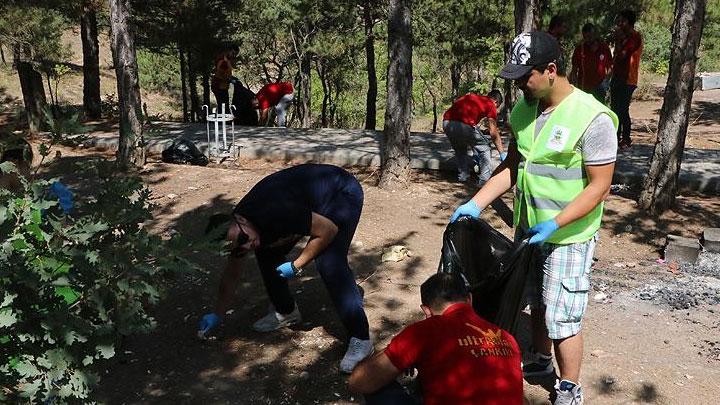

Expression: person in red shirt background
xmin=610 ymin=9 xmax=643 ymax=149
xmin=571 ymin=23 xmax=613 ymax=102
xmin=349 ymin=272 xmax=523 ymax=405
xmin=253 ymin=81 xmax=295 ymax=127
xmin=442 ymin=90 xmax=506 ymax=186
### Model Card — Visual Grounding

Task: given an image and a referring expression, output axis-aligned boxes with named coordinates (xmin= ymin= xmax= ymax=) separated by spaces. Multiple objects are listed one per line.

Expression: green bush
xmin=136 ymin=49 xmax=182 ymax=95
xmin=0 ymin=156 xmax=200 ymax=402
xmin=638 ymin=22 xmax=671 ymax=75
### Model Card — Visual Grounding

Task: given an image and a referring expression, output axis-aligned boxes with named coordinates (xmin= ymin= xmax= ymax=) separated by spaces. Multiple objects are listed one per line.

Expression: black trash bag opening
xmin=438 ymin=216 xmax=532 ymax=334
xmin=161 ymin=138 xmax=209 ymax=166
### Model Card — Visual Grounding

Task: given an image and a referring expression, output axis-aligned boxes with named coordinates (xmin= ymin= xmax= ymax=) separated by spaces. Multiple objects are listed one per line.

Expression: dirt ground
xmin=81 ymin=158 xmax=718 ymax=405
xmin=17 ymin=144 xmax=715 ymax=405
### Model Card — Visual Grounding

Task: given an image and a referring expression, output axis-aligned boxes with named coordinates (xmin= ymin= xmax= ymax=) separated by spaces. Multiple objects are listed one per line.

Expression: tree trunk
xmin=299 ymin=52 xmax=312 ymax=128
xmin=450 ymin=62 xmax=461 ymax=99
xmin=80 ymin=2 xmax=102 ymax=120
xmin=363 ymin=0 xmax=377 ymax=130
xmin=429 ymin=87 xmax=437 ymax=133
xmin=201 ymin=72 xmax=211 ymax=115
xmin=504 ymin=0 xmax=541 ymax=122
xmin=179 ymin=47 xmax=189 ymax=122
xmin=188 ymin=51 xmax=200 ymax=122
xmin=109 ymin=0 xmax=145 ymax=168
xmin=16 ymin=49 xmax=47 ymax=134
xmin=379 ymin=0 xmax=413 ymax=189
xmin=514 ymin=0 xmax=540 ymax=34
xmin=420 ymin=75 xmax=437 ymax=133
xmin=638 ymin=0 xmax=706 ymax=213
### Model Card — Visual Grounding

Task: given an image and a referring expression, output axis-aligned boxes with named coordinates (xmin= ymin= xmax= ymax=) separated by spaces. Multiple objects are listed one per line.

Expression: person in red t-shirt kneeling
xmin=443 ymin=90 xmax=506 ymax=186
xmin=253 ymin=82 xmax=295 ymax=127
xmin=349 ymin=272 xmax=523 ymax=405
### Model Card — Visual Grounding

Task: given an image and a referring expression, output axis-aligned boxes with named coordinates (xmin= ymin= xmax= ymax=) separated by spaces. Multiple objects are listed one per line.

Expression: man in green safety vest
xmin=449 ymin=32 xmax=618 ymax=405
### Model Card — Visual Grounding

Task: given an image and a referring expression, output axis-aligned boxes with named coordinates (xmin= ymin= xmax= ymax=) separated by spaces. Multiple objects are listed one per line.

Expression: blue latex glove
xmin=276 ymin=261 xmax=298 ymax=279
xmin=198 ymin=313 xmax=221 ymax=336
xmin=49 ymin=181 xmax=74 ymax=214
xmin=500 ymin=152 xmax=508 ymax=162
xmin=450 ymin=200 xmax=482 ymax=223
xmin=527 ymin=219 xmax=560 ymax=245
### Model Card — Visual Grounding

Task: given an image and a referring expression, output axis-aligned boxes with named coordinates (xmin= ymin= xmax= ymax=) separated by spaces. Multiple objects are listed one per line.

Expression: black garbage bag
xmin=161 ymin=138 xmax=209 ymax=166
xmin=231 ymin=81 xmax=258 ymax=126
xmin=438 ymin=216 xmax=532 ymax=333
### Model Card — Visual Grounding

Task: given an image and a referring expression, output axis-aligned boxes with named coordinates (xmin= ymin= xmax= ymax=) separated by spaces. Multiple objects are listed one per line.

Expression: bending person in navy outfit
xmin=199 ymin=164 xmax=373 ymax=373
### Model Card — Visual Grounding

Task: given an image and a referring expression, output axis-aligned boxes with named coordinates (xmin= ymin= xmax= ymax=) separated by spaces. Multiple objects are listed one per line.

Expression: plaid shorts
xmin=524 ymin=233 xmax=598 ymax=339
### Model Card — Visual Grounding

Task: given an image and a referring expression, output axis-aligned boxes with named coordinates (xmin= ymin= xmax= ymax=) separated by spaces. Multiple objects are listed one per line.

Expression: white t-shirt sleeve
xmin=577 ymin=113 xmax=618 ymax=165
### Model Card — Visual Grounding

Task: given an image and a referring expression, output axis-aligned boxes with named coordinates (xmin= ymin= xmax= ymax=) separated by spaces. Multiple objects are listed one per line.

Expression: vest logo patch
xmin=546 ymin=125 xmax=571 ymax=152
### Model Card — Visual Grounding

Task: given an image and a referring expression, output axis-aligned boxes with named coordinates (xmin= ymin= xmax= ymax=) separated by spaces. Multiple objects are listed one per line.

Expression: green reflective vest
xmin=511 ymin=89 xmax=618 ymax=244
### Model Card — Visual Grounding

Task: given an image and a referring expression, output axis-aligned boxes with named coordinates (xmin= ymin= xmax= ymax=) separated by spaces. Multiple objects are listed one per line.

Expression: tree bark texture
xmin=299 ymin=52 xmax=312 ymax=128
xmin=17 ymin=60 xmax=47 ymax=134
xmin=450 ymin=62 xmax=461 ymax=99
xmin=638 ymin=0 xmax=706 ymax=213
xmin=188 ymin=51 xmax=200 ymax=123
xmin=179 ymin=47 xmax=189 ymax=122
xmin=318 ymin=63 xmax=330 ymax=127
xmin=201 ymin=72 xmax=211 ymax=115
xmin=503 ymin=0 xmax=540 ymax=122
xmin=109 ymin=0 xmax=145 ymax=167
xmin=363 ymin=0 xmax=378 ymax=130
xmin=379 ymin=0 xmax=413 ymax=189
xmin=81 ymin=3 xmax=102 ymax=120
xmin=514 ymin=0 xmax=540 ymax=34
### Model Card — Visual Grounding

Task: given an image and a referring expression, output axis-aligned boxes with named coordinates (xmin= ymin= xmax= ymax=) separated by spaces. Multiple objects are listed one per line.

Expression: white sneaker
xmin=554 ymin=379 xmax=583 ymax=405
xmin=252 ymin=306 xmax=301 ymax=332
xmin=339 ymin=337 xmax=374 ymax=373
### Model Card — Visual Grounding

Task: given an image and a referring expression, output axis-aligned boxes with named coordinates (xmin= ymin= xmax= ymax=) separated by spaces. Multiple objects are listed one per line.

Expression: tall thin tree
xmin=109 ymin=0 xmax=145 ymax=167
xmin=362 ymin=0 xmax=378 ymax=130
xmin=15 ymin=46 xmax=47 ymax=134
xmin=379 ymin=0 xmax=412 ymax=189
xmin=503 ymin=0 xmax=540 ymax=120
xmin=80 ymin=0 xmax=102 ymax=119
xmin=639 ymin=0 xmax=707 ymax=213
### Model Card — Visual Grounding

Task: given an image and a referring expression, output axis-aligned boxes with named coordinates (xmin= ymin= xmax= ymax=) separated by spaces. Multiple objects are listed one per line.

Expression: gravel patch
xmin=686 ymin=251 xmax=720 ymax=278
xmin=636 ymin=252 xmax=720 ymax=310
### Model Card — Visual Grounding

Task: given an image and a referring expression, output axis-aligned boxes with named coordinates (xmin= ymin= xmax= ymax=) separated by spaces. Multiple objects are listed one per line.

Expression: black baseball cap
xmin=499 ymin=32 xmax=561 ymax=80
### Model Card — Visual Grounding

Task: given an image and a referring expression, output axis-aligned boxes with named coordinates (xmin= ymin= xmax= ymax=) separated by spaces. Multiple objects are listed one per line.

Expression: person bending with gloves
xmin=449 ymin=32 xmax=617 ymax=405
xmin=199 ymin=163 xmax=373 ymax=373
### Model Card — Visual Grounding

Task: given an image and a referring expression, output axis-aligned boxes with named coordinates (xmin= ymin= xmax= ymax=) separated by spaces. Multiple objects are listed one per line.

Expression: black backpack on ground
xmin=438 ymin=216 xmax=532 ymax=334
xmin=161 ymin=138 xmax=209 ymax=166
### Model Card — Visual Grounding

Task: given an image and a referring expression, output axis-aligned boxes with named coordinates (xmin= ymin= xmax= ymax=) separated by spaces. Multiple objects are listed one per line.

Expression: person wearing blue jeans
xmin=198 ymin=164 xmax=372 ymax=373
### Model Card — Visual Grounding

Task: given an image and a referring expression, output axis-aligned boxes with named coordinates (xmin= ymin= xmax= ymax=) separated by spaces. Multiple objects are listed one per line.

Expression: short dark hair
xmin=548 ymin=15 xmax=566 ymax=31
xmin=421 ymin=273 xmax=469 ymax=311
xmin=581 ymin=23 xmax=595 ymax=34
xmin=488 ymin=89 xmax=503 ymax=105
xmin=618 ymin=9 xmax=637 ymax=26
xmin=533 ymin=51 xmax=567 ymax=77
